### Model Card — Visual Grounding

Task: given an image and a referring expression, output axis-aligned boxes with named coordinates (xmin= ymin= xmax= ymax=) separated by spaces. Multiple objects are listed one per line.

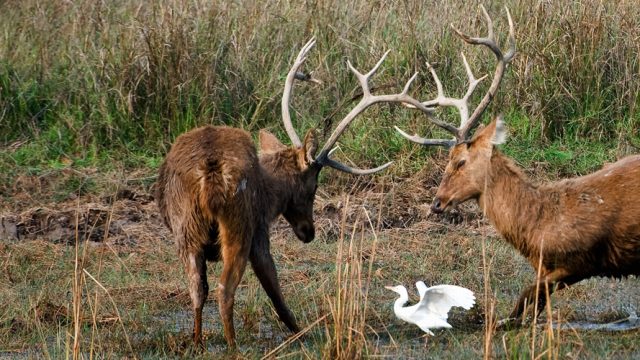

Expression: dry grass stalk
xmin=323 ymin=194 xmax=381 ymax=359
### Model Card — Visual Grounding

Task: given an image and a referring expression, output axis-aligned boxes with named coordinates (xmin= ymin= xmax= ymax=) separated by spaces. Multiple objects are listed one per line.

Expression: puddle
xmin=547 ymin=313 xmax=640 ymax=332
xmin=151 ymin=305 xmax=286 ymax=353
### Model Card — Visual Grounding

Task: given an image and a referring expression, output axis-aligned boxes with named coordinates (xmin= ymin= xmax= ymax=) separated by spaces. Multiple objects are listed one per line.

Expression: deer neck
xmin=257 ymin=167 xmax=291 ymax=224
xmin=477 ymin=151 xmax=543 ymax=258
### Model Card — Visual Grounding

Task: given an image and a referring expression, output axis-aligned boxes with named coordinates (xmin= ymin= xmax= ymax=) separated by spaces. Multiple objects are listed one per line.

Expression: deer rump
xmin=157 ymin=126 xmax=260 ymax=261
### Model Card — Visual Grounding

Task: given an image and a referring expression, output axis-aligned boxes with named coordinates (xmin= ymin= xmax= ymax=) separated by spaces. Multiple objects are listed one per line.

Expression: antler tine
xmin=423 ymin=62 xmax=445 ymax=107
xmin=365 ymin=50 xmax=392 ymax=78
xmin=504 ymin=7 xmax=517 ymax=61
xmin=461 ymin=54 xmax=479 ymax=96
xmin=396 ymin=5 xmax=515 ymax=146
xmin=394 ymin=126 xmax=456 ymax=147
xmin=460 ymin=53 xmax=489 ymax=127
xmin=323 ymin=157 xmax=393 ymax=175
xmin=282 ymin=37 xmax=317 ymax=148
xmin=395 ymin=55 xmax=486 ymax=146
xmin=346 ymin=50 xmax=391 ymax=98
xmin=314 ymin=51 xmax=456 ymax=174
xmin=452 ymin=5 xmax=500 ymax=58
xmin=401 ymin=72 xmax=419 ymax=95
xmin=452 ymin=5 xmax=517 ymax=139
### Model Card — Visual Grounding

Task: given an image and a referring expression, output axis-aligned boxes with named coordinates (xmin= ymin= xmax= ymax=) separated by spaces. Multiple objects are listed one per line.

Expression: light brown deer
xmin=156 ymin=38 xmax=437 ymax=347
xmin=396 ymin=6 xmax=640 ymax=324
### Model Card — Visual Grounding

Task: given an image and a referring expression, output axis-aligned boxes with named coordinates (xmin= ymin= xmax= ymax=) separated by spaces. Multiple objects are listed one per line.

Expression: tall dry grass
xmin=323 ymin=195 xmax=381 ymax=359
xmin=1 ymin=0 xmax=638 ymax=166
xmin=67 ymin=198 xmax=135 ymax=359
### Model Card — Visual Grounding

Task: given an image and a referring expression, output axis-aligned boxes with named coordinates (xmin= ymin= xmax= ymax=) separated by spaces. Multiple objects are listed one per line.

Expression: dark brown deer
xmin=396 ymin=6 xmax=640 ymax=324
xmin=156 ymin=38 xmax=437 ymax=347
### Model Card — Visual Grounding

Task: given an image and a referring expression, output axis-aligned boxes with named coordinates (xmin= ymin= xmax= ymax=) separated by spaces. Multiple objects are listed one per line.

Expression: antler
xmin=283 ymin=38 xmax=455 ymax=174
xmin=282 ymin=38 xmax=321 ymax=148
xmin=315 ymin=51 xmax=465 ymax=174
xmin=396 ymin=5 xmax=516 ymax=146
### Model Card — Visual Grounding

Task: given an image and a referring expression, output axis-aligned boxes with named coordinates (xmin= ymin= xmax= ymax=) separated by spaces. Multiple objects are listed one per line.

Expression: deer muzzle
xmin=293 ymin=222 xmax=315 ymax=243
xmin=431 ymin=197 xmax=445 ymax=214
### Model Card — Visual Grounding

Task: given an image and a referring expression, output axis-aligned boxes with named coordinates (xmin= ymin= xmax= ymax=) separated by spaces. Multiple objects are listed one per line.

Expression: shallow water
xmin=152 ymin=305 xmax=287 ymax=353
xmin=549 ymin=313 xmax=640 ymax=332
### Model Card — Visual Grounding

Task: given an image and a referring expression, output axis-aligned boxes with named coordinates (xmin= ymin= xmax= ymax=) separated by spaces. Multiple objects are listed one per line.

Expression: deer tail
xmin=197 ymin=158 xmax=235 ymax=217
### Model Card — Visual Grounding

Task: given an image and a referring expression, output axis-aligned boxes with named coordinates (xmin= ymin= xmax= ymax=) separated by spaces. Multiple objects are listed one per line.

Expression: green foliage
xmin=0 ymin=0 xmax=638 ymax=178
xmin=499 ymin=111 xmax=622 ymax=177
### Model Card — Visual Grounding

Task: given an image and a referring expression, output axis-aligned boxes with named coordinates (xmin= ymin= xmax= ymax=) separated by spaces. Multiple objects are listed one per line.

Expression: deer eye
xmin=456 ymin=159 xmax=466 ymax=170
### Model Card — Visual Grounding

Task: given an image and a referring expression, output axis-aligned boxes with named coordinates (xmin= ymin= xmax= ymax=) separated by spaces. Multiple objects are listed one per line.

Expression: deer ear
xmin=301 ymin=129 xmax=318 ymax=166
xmin=259 ymin=130 xmax=286 ymax=153
xmin=471 ymin=116 xmax=508 ymax=148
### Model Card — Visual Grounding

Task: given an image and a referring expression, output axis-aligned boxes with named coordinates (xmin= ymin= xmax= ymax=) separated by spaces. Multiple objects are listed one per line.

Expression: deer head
xmin=432 ymin=116 xmax=508 ymax=212
xmin=259 ymin=128 xmax=320 ymax=242
xmin=394 ymin=5 xmax=516 ymax=213
xmin=270 ymin=37 xmax=440 ymax=241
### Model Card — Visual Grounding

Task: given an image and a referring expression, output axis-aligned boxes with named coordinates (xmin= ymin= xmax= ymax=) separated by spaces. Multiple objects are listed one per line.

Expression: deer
xmin=396 ymin=6 xmax=640 ymax=326
xmin=156 ymin=38 xmax=440 ymax=347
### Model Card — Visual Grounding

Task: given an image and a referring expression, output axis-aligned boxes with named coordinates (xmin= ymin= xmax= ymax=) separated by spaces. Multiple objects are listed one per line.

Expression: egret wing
xmin=415 ymin=285 xmax=475 ymax=320
xmin=415 ymin=281 xmax=428 ymax=301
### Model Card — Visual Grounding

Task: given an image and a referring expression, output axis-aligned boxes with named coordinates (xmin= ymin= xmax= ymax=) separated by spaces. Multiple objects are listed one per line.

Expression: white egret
xmin=385 ymin=282 xmax=475 ymax=335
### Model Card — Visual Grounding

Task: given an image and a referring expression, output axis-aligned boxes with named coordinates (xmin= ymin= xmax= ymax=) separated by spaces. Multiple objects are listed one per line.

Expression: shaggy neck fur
xmin=477 ymin=150 xmax=545 ymax=260
xmin=258 ymin=150 xmax=303 ymax=223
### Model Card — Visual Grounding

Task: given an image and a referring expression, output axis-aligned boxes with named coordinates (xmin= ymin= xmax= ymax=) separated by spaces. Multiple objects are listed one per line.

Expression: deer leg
xmin=217 ymin=224 xmax=250 ymax=347
xmin=182 ymin=250 xmax=208 ymax=347
xmin=249 ymin=231 xmax=300 ymax=333
xmin=509 ymin=268 xmax=576 ymax=321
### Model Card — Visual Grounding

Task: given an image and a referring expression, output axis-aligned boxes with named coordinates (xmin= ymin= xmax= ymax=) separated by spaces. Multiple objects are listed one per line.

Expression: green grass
xmin=500 ymin=111 xmax=621 ymax=178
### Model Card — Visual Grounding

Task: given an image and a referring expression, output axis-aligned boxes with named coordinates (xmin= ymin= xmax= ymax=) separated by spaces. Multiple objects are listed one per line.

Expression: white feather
xmin=386 ymin=283 xmax=475 ymax=336
xmin=415 ymin=281 xmax=428 ymax=301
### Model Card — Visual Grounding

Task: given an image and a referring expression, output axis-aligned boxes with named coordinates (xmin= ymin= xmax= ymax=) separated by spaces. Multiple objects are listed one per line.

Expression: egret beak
xmin=384 ymin=285 xmax=395 ymax=291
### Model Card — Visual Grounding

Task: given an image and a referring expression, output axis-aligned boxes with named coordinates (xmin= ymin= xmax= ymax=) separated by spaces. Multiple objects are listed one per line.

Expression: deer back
xmin=536 ymin=156 xmax=640 ymax=264
xmin=156 ymin=126 xmax=261 ymax=238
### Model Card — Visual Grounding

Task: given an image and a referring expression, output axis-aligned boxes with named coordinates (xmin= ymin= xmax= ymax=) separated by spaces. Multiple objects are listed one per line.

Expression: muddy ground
xmin=1 ymin=171 xmax=639 ymax=358
xmin=0 ymin=166 xmax=477 ymax=247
